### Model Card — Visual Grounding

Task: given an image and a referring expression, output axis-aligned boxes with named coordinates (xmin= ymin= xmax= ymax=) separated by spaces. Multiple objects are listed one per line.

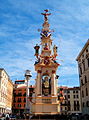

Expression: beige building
xmin=0 ymin=68 xmax=13 ymax=113
xmin=59 ymin=86 xmax=81 ymax=114
xmin=6 ymin=79 xmax=13 ymax=113
xmin=76 ymin=39 xmax=89 ymax=114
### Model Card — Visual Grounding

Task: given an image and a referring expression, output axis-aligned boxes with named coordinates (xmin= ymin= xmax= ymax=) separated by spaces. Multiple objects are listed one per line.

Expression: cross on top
xmin=41 ymin=9 xmax=51 ymax=22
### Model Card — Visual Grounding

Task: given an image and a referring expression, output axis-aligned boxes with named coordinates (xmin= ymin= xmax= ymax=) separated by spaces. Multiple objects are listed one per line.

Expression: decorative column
xmin=24 ymin=70 xmax=32 ymax=118
xmin=36 ymin=70 xmax=42 ymax=96
xmin=56 ymin=75 xmax=59 ymax=94
xmin=51 ymin=70 xmax=56 ymax=96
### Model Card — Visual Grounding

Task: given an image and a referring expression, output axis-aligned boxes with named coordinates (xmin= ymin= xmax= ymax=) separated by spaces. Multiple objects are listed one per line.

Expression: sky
xmin=0 ymin=0 xmax=89 ymax=87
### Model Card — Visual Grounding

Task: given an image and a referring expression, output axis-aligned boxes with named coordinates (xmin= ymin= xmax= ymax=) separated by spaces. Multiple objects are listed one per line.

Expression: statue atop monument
xmin=41 ymin=9 xmax=51 ymax=22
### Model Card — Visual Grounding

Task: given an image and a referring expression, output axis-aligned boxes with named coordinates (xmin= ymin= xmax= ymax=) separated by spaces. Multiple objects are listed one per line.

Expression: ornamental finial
xmin=41 ymin=9 xmax=51 ymax=22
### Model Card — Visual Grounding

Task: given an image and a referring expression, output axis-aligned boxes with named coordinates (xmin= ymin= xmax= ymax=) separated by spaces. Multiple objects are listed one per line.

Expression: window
xmin=76 ymin=95 xmax=79 ymax=98
xmin=86 ymin=88 xmax=88 ymax=96
xmin=83 ymin=61 xmax=85 ymax=71
xmin=24 ymin=98 xmax=26 ymax=102
xmin=74 ymin=101 xmax=79 ymax=106
xmin=13 ymin=104 xmax=15 ymax=107
xmin=13 ymin=98 xmax=16 ymax=102
xmin=18 ymin=104 xmax=21 ymax=107
xmin=68 ymin=107 xmax=70 ymax=111
xmin=81 ymin=79 xmax=83 ymax=86
xmin=74 ymin=95 xmax=75 ymax=98
xmin=83 ymin=102 xmax=85 ymax=107
xmin=64 ymin=90 xmax=67 ymax=93
xmin=68 ymin=101 xmax=70 ymax=106
xmin=86 ymin=101 xmax=89 ymax=107
xmin=60 ymin=107 xmax=62 ymax=111
xmin=18 ymin=92 xmax=22 ymax=96
xmin=82 ymin=90 xmax=84 ymax=98
xmin=64 ymin=95 xmax=67 ymax=99
xmin=85 ymin=76 xmax=87 ymax=83
xmin=74 ymin=101 xmax=76 ymax=106
xmin=23 ymin=92 xmax=26 ymax=96
xmin=86 ymin=49 xmax=88 ymax=52
xmin=67 ymin=90 xmax=70 ymax=93
xmin=65 ymin=101 xmax=67 ymax=105
xmin=87 ymin=58 xmax=89 ymax=67
xmin=77 ymin=101 xmax=79 ymax=106
xmin=77 ymin=106 xmax=80 ymax=111
xmin=73 ymin=91 xmax=75 ymax=93
xmin=65 ymin=107 xmax=67 ymax=110
xmin=82 ymin=54 xmax=84 ymax=58
xmin=74 ymin=95 xmax=79 ymax=99
xmin=68 ymin=95 xmax=70 ymax=99
xmin=74 ymin=102 xmax=80 ymax=111
xmin=24 ymin=104 xmax=25 ymax=107
xmin=74 ymin=106 xmax=77 ymax=111
xmin=79 ymin=64 xmax=82 ymax=75
xmin=18 ymin=98 xmax=21 ymax=102
xmin=76 ymin=90 xmax=78 ymax=93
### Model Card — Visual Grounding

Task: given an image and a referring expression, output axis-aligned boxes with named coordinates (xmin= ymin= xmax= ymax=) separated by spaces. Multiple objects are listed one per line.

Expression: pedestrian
xmin=5 ymin=113 xmax=9 ymax=120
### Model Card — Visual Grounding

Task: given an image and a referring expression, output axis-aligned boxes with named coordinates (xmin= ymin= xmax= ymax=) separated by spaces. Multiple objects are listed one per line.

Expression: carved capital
xmin=37 ymin=94 xmax=41 ymax=96
xmin=38 ymin=70 xmax=42 ymax=73
xmin=86 ymin=53 xmax=89 ymax=59
xmin=52 ymin=70 xmax=56 ymax=74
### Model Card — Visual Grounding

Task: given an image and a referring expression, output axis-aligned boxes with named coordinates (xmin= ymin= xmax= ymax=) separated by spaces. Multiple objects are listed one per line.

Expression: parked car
xmin=9 ymin=115 xmax=16 ymax=120
xmin=0 ymin=114 xmax=2 ymax=118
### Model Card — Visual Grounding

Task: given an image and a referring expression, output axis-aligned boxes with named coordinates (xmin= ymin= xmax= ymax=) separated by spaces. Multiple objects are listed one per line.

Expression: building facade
xmin=76 ymin=39 xmax=89 ymax=114
xmin=59 ymin=86 xmax=81 ymax=115
xmin=6 ymin=79 xmax=13 ymax=113
xmin=0 ymin=68 xmax=13 ymax=114
xmin=12 ymin=80 xmax=34 ymax=115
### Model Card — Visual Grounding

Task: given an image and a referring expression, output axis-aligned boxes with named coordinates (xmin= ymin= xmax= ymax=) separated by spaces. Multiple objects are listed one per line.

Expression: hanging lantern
xmin=56 ymin=75 xmax=59 ymax=79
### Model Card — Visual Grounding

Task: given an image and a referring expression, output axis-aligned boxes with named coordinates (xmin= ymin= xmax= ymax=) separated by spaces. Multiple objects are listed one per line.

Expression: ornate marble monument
xmin=32 ymin=10 xmax=60 ymax=115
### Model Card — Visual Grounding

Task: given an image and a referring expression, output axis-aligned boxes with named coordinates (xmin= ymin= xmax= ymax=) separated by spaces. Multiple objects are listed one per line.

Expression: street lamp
xmin=25 ymin=70 xmax=32 ymax=119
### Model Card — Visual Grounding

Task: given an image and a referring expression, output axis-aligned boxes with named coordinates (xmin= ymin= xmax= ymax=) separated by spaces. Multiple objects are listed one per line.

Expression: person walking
xmin=5 ymin=113 xmax=9 ymax=120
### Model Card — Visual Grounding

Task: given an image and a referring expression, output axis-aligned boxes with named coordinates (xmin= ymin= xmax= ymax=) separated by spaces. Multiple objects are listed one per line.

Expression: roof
xmin=67 ymin=87 xmax=80 ymax=90
xmin=76 ymin=39 xmax=89 ymax=61
xmin=58 ymin=86 xmax=80 ymax=90
xmin=58 ymin=86 xmax=68 ymax=89
xmin=0 ymin=68 xmax=13 ymax=84
xmin=0 ymin=68 xmax=9 ymax=77
xmin=8 ymin=78 xmax=13 ymax=85
xmin=15 ymin=80 xmax=25 ymax=82
xmin=14 ymin=85 xmax=35 ymax=89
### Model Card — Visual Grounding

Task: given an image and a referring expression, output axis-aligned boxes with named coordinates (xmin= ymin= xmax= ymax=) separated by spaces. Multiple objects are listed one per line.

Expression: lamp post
xmin=25 ymin=70 xmax=32 ymax=119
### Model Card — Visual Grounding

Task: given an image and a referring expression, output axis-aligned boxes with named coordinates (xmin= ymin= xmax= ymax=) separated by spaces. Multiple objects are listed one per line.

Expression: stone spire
xmin=41 ymin=9 xmax=51 ymax=36
xmin=40 ymin=10 xmax=52 ymax=55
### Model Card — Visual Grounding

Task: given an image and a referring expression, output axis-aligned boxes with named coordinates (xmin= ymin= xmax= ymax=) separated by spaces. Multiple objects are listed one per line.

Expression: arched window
xmin=81 ymin=79 xmax=83 ymax=86
xmin=82 ymin=90 xmax=84 ymax=98
xmin=85 ymin=76 xmax=87 ymax=83
xmin=86 ymin=88 xmax=88 ymax=96
xmin=87 ymin=58 xmax=89 ymax=67
xmin=78 ymin=64 xmax=82 ymax=75
xmin=83 ymin=61 xmax=85 ymax=71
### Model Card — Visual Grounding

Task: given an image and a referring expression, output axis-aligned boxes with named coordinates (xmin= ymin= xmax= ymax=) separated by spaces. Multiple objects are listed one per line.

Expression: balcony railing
xmin=42 ymin=99 xmax=51 ymax=103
